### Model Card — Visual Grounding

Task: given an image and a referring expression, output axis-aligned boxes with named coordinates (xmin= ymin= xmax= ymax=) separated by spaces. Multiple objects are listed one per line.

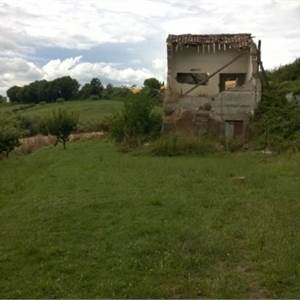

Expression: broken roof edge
xmin=167 ymin=33 xmax=254 ymax=49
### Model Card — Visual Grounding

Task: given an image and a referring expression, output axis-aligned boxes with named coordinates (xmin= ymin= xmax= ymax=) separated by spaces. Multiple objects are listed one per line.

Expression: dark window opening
xmin=176 ymin=72 xmax=208 ymax=85
xmin=219 ymin=73 xmax=246 ymax=92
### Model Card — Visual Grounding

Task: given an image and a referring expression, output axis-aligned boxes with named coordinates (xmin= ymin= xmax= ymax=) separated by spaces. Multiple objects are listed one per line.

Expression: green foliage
xmin=46 ymin=109 xmax=79 ymax=149
xmin=0 ymin=95 xmax=7 ymax=103
xmin=267 ymin=58 xmax=300 ymax=83
xmin=56 ymin=97 xmax=65 ymax=103
xmin=103 ymin=85 xmax=133 ymax=100
xmin=141 ymin=86 xmax=161 ymax=103
xmin=1 ymin=100 xmax=124 ymax=135
xmin=111 ymin=94 xmax=162 ymax=146
xmin=277 ymin=80 xmax=300 ymax=96
xmin=89 ymin=95 xmax=100 ymax=101
xmin=7 ymin=76 xmax=79 ymax=103
xmin=79 ymin=78 xmax=104 ymax=99
xmin=17 ymin=115 xmax=47 ymax=137
xmin=142 ymin=77 xmax=163 ymax=104
xmin=150 ymin=135 xmax=217 ymax=156
xmin=144 ymin=78 xmax=162 ymax=90
xmin=0 ymin=113 xmax=21 ymax=157
xmin=252 ymin=85 xmax=300 ymax=152
xmin=6 ymin=86 xmax=22 ymax=102
xmin=252 ymin=58 xmax=300 ymax=152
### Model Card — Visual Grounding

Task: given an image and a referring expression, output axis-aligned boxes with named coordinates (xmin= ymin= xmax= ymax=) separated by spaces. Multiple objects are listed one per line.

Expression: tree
xmin=144 ymin=78 xmax=162 ymax=90
xmin=104 ymin=83 xmax=114 ymax=99
xmin=111 ymin=93 xmax=162 ymax=145
xmin=143 ymin=78 xmax=163 ymax=103
xmin=106 ymin=83 xmax=113 ymax=92
xmin=6 ymin=77 xmax=80 ymax=103
xmin=90 ymin=78 xmax=104 ymax=96
xmin=0 ymin=113 xmax=21 ymax=157
xmin=50 ymin=76 xmax=80 ymax=101
xmin=7 ymin=86 xmax=22 ymax=103
xmin=79 ymin=78 xmax=104 ymax=99
xmin=79 ymin=83 xmax=92 ymax=99
xmin=46 ymin=109 xmax=79 ymax=149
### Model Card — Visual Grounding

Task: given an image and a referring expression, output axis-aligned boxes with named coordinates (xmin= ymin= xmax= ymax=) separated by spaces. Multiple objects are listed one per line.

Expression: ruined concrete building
xmin=163 ymin=33 xmax=262 ymax=139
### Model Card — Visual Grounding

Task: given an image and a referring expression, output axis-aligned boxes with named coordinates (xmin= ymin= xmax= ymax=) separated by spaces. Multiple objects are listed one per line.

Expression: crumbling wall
xmin=163 ymin=79 xmax=261 ymax=138
xmin=168 ymin=48 xmax=251 ymax=97
xmin=164 ymin=34 xmax=262 ymax=139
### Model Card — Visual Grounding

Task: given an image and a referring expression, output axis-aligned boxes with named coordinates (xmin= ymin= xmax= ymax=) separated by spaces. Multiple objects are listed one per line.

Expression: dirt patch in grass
xmin=70 ymin=131 xmax=105 ymax=141
xmin=15 ymin=132 xmax=105 ymax=155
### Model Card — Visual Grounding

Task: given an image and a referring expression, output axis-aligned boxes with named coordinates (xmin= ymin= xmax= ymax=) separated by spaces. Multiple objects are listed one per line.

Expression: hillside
xmin=0 ymin=100 xmax=124 ymax=132
xmin=266 ymin=58 xmax=300 ymax=95
xmin=252 ymin=58 xmax=300 ymax=150
xmin=0 ymin=140 xmax=299 ymax=298
xmin=267 ymin=58 xmax=300 ymax=83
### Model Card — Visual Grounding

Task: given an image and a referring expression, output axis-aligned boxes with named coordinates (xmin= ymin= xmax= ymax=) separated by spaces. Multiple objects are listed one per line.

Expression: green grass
xmin=0 ymin=100 xmax=123 ymax=130
xmin=0 ymin=141 xmax=300 ymax=298
xmin=0 ymin=103 xmax=30 ymax=113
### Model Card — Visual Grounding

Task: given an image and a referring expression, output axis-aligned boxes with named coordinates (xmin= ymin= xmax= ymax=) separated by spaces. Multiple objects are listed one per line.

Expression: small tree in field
xmin=0 ymin=113 xmax=21 ymax=157
xmin=47 ymin=109 xmax=79 ymax=149
xmin=111 ymin=93 xmax=162 ymax=146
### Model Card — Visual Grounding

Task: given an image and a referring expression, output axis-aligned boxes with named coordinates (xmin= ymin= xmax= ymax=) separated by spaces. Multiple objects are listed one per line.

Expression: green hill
xmin=267 ymin=58 xmax=300 ymax=83
xmin=0 ymin=100 xmax=123 ymax=132
xmin=252 ymin=58 xmax=300 ymax=150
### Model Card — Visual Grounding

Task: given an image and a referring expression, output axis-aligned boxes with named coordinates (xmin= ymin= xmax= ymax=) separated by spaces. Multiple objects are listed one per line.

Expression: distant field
xmin=0 ymin=140 xmax=299 ymax=298
xmin=0 ymin=100 xmax=124 ymax=129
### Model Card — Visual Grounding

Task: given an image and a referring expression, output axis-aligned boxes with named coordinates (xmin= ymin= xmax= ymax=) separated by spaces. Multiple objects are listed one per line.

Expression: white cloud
xmin=0 ymin=0 xmax=300 ymax=94
xmin=42 ymin=57 xmax=83 ymax=80
xmin=0 ymin=0 xmax=159 ymax=50
xmin=0 ymin=56 xmax=155 ymax=95
xmin=161 ymin=0 xmax=300 ymax=68
xmin=42 ymin=56 xmax=154 ymax=84
xmin=0 ymin=57 xmax=43 ymax=95
xmin=152 ymin=58 xmax=165 ymax=70
xmin=152 ymin=58 xmax=167 ymax=82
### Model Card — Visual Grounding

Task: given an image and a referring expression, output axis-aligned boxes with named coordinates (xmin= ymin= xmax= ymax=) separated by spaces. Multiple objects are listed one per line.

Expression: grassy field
xmin=0 ymin=140 xmax=300 ymax=298
xmin=0 ymin=100 xmax=123 ymax=130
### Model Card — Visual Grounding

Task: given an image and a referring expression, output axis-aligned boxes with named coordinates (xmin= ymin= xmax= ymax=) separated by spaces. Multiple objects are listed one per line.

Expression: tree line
xmin=6 ymin=76 xmax=148 ymax=103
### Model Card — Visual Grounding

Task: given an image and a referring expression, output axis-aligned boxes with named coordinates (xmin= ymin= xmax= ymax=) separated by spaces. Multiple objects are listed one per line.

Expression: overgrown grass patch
xmin=150 ymin=135 xmax=218 ymax=156
xmin=0 ymin=140 xmax=300 ymax=298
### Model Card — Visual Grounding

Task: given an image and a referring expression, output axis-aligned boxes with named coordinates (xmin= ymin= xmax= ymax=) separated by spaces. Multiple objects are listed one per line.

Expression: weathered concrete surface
xmin=164 ymin=33 xmax=262 ymax=139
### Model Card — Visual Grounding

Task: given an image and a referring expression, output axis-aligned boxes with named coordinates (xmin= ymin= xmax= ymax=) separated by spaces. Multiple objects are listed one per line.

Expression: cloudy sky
xmin=0 ymin=0 xmax=300 ymax=95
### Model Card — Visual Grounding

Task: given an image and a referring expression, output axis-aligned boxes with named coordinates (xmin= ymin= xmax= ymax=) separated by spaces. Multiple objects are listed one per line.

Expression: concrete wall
xmin=164 ymin=43 xmax=261 ymax=139
xmin=169 ymin=48 xmax=251 ymax=96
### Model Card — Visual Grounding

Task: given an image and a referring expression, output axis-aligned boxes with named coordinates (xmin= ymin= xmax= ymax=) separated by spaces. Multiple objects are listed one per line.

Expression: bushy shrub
xmin=89 ymin=95 xmax=100 ymax=101
xmin=141 ymin=86 xmax=161 ymax=104
xmin=17 ymin=115 xmax=47 ymax=137
xmin=150 ymin=135 xmax=217 ymax=156
xmin=56 ymin=97 xmax=65 ymax=103
xmin=111 ymin=94 xmax=162 ymax=146
xmin=46 ymin=109 xmax=79 ymax=149
xmin=77 ymin=117 xmax=111 ymax=133
xmin=252 ymin=85 xmax=300 ymax=152
xmin=142 ymin=78 xmax=163 ymax=104
xmin=267 ymin=58 xmax=300 ymax=83
xmin=0 ymin=113 xmax=22 ymax=157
